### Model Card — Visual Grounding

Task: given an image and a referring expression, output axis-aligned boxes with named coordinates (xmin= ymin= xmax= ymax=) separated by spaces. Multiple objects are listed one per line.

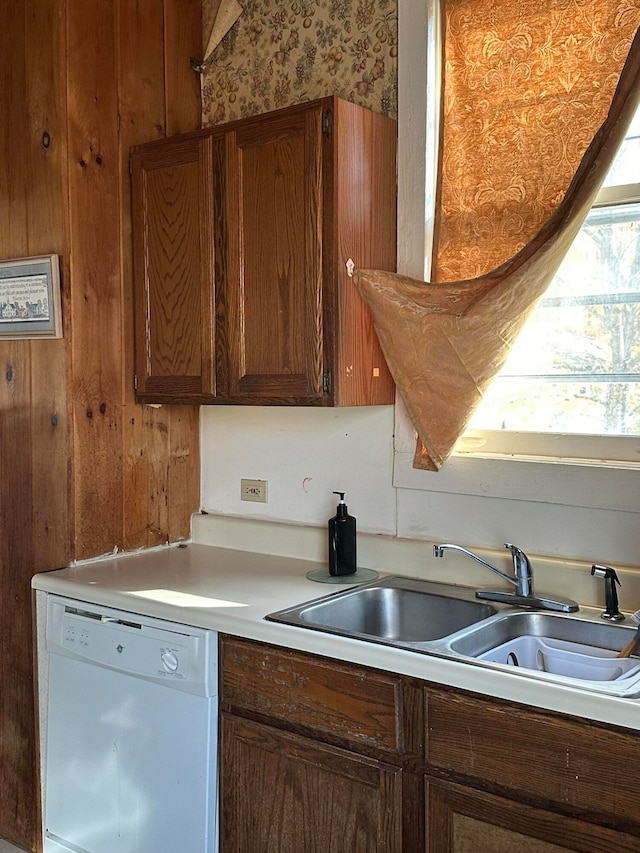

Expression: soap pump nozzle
xmin=333 ymin=491 xmax=347 ymax=517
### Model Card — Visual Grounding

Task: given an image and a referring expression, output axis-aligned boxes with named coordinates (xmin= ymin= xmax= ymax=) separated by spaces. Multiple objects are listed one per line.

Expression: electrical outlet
xmin=241 ymin=478 xmax=269 ymax=503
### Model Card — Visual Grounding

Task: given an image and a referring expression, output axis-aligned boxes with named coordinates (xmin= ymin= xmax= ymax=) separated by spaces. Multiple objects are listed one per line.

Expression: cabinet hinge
xmin=134 ymin=374 xmax=138 ymax=391
xmin=322 ymin=110 xmax=333 ymax=138
xmin=323 ymin=370 xmax=332 ymax=394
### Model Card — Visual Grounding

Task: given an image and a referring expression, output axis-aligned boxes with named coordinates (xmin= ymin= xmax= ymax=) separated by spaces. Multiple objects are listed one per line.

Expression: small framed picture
xmin=0 ymin=254 xmax=62 ymax=339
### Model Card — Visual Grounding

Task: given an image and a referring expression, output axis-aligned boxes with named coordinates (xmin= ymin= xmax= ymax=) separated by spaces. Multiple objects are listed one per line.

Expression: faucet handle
xmin=504 ymin=542 xmax=530 ymax=566
xmin=503 ymin=543 xmax=533 ymax=596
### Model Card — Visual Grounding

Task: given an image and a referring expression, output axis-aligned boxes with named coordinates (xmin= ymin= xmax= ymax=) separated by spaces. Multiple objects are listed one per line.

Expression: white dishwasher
xmin=42 ymin=594 xmax=218 ymax=853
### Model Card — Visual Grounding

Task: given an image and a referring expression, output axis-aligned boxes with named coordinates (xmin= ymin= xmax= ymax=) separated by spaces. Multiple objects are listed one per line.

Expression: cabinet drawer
xmin=425 ymin=686 xmax=640 ymax=830
xmin=221 ymin=636 xmax=414 ymax=755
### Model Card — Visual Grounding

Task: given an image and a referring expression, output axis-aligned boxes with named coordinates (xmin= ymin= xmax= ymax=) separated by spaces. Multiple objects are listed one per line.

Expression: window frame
xmin=463 ymin=158 xmax=640 ymax=462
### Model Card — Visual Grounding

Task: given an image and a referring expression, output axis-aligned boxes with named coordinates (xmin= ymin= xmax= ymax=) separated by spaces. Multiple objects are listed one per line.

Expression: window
xmin=460 ymin=108 xmax=640 ymax=464
xmin=394 ymin=0 xmax=640 ymax=567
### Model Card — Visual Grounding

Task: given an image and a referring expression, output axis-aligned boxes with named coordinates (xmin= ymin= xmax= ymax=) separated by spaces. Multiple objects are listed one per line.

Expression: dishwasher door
xmin=43 ymin=595 xmax=218 ymax=853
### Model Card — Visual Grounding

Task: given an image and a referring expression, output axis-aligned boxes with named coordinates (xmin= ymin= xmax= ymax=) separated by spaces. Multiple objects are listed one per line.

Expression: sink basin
xmin=267 ymin=576 xmax=497 ymax=644
xmin=267 ymin=576 xmax=640 ymax=698
xmin=449 ymin=610 xmax=640 ymax=694
xmin=449 ymin=610 xmax=636 ymax=658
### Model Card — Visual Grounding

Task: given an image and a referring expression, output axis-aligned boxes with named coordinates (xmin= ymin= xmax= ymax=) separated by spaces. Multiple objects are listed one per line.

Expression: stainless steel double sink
xmin=267 ymin=575 xmax=640 ymax=697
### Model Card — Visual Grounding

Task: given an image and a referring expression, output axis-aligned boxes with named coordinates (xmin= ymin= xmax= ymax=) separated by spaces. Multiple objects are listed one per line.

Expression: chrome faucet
xmin=433 ymin=542 xmax=579 ymax=613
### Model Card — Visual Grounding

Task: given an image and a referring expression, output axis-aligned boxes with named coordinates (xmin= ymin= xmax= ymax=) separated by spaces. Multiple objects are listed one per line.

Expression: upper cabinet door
xmin=131 ymin=135 xmax=215 ymax=400
xmin=216 ymin=105 xmax=325 ymax=402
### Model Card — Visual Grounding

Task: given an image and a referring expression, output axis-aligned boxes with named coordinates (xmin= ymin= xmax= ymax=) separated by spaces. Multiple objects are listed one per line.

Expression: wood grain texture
xmin=220 ymin=638 xmax=640 ymax=853
xmin=218 ymin=97 xmax=395 ymax=406
xmin=426 ymin=685 xmax=640 ymax=833
xmin=120 ymin=0 xmax=201 ymax=548
xmin=132 ymin=136 xmax=215 ymax=398
xmin=26 ymin=0 xmax=70 ymax=573
xmin=224 ymin=106 xmax=324 ymax=398
xmin=67 ymin=0 xmax=202 ymax=558
xmin=67 ymin=0 xmax=123 ymax=558
xmin=143 ymin=401 xmax=200 ymax=543
xmin=134 ymin=96 xmax=396 ymax=407
xmin=0 ymin=1 xmax=201 ymax=845
xmin=160 ymin=0 xmax=202 ymax=542
xmin=426 ymin=779 xmax=640 ymax=852
xmin=118 ymin=0 xmax=166 ymax=552
xmin=166 ymin=404 xmax=199 ymax=540
xmin=164 ymin=0 xmax=201 ymax=136
xmin=0 ymin=346 xmax=36 ymax=849
xmin=0 ymin=0 xmax=66 ymax=845
xmin=222 ymin=714 xmax=403 ymax=853
xmin=333 ymin=98 xmax=396 ymax=406
xmin=146 ymin=160 xmax=206 ymax=376
xmin=0 ymin=0 xmax=28 ymax=256
xmin=221 ymin=636 xmax=406 ymax=757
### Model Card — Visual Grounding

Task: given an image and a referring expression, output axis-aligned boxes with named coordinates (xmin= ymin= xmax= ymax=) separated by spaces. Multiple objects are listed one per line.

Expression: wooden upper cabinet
xmin=215 ymin=106 xmax=325 ymax=401
xmin=131 ymin=135 xmax=215 ymax=399
xmin=130 ymin=97 xmax=397 ymax=405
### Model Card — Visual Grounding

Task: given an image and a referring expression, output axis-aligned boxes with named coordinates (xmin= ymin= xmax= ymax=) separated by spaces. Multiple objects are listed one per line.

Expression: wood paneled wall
xmin=0 ymin=0 xmax=201 ymax=847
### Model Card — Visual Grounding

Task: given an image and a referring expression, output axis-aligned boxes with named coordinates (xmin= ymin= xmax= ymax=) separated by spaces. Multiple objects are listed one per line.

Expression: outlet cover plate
xmin=241 ymin=478 xmax=268 ymax=503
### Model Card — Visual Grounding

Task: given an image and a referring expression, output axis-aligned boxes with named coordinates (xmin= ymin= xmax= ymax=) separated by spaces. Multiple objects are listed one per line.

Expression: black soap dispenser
xmin=328 ymin=491 xmax=357 ymax=576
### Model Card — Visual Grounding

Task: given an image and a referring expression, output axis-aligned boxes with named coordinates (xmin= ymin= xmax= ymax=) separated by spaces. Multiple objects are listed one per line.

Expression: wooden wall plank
xmin=149 ymin=406 xmax=172 ymax=540
xmin=0 ymin=1 xmax=28 ymax=257
xmin=0 ymin=0 xmax=36 ymax=847
xmin=167 ymin=404 xmax=200 ymax=540
xmin=21 ymin=0 xmax=69 ymax=846
xmin=118 ymin=0 xmax=167 ymax=549
xmin=0 ymin=347 xmax=35 ymax=848
xmin=26 ymin=0 xmax=70 ymax=573
xmin=67 ymin=0 xmax=123 ymax=558
xmin=164 ymin=0 xmax=202 ymax=135
xmin=0 ymin=18 xmax=28 ymax=259
xmin=163 ymin=0 xmax=202 ymax=541
xmin=29 ymin=337 xmax=70 ymax=570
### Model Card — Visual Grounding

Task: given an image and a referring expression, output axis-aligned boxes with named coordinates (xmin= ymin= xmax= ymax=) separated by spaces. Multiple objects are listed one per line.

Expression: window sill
xmin=393 ymin=449 xmax=640 ymax=513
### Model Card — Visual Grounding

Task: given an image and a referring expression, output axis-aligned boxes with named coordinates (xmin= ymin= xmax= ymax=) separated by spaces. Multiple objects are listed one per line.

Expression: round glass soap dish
xmin=306 ymin=567 xmax=379 ymax=584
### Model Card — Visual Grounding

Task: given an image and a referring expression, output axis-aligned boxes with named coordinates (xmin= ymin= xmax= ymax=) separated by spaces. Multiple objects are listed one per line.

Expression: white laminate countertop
xmin=32 ymin=541 xmax=640 ymax=731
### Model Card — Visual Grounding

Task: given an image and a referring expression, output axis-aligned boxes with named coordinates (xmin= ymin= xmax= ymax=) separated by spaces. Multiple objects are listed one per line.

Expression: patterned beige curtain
xmin=354 ymin=4 xmax=640 ymax=471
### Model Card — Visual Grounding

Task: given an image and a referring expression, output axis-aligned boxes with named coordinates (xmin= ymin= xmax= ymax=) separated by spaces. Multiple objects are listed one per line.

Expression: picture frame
xmin=0 ymin=254 xmax=62 ymax=339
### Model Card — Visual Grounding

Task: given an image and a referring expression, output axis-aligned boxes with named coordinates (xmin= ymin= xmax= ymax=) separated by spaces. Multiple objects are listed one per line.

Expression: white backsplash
xmin=201 ymin=406 xmax=640 ymax=611
xmin=200 ymin=405 xmax=397 ymax=535
xmin=191 ymin=512 xmax=640 ymax=613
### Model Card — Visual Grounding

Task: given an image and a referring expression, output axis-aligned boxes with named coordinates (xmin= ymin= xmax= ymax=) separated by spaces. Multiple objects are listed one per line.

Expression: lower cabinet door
xmin=425 ymin=778 xmax=640 ymax=853
xmin=221 ymin=713 xmax=403 ymax=853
